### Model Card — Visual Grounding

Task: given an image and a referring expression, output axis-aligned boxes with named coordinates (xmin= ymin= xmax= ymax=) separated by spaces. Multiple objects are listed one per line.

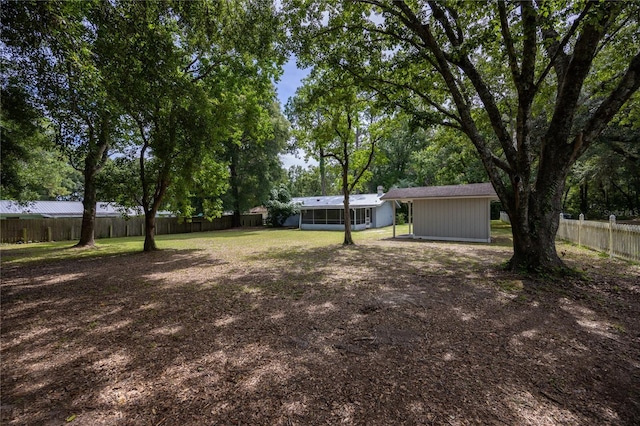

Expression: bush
xmin=265 ymin=185 xmax=300 ymax=227
xmin=396 ymin=212 xmax=406 ymax=225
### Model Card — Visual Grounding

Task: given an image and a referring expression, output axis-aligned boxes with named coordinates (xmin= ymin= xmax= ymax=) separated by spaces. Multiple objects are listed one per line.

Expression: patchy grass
xmin=2 ymin=223 xmax=639 ymax=425
xmin=0 ymin=225 xmax=412 ymax=266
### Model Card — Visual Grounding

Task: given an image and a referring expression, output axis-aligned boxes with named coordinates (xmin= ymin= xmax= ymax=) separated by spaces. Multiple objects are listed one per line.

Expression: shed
xmin=285 ymin=189 xmax=394 ymax=231
xmin=381 ymin=183 xmax=498 ymax=243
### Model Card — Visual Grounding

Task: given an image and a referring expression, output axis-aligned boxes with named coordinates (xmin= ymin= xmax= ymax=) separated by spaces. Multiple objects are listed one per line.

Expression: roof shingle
xmin=380 ymin=183 xmax=497 ymax=200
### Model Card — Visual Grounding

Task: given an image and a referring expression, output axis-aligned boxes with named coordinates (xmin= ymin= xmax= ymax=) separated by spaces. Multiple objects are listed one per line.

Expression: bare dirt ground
xmin=1 ymin=231 xmax=639 ymax=425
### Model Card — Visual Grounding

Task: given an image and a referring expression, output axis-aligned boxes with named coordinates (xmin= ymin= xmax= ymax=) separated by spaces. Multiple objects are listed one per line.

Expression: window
xmin=301 ymin=210 xmax=314 ymax=224
xmin=315 ymin=209 xmax=327 ymax=224
xmin=327 ymin=209 xmax=341 ymax=224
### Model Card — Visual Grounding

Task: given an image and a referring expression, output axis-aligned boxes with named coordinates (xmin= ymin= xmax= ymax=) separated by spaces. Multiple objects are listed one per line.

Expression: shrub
xmin=265 ymin=185 xmax=300 ymax=227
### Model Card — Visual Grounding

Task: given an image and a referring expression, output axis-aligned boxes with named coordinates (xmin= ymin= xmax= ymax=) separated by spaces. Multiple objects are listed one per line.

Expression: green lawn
xmin=0 ymin=223 xmax=415 ymax=265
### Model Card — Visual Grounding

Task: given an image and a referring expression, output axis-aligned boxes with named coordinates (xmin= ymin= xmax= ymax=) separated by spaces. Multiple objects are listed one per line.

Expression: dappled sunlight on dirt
xmin=1 ymin=230 xmax=639 ymax=425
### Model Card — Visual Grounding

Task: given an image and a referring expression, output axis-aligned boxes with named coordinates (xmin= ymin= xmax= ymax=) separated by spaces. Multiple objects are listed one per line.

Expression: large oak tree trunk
xmin=502 ymin=134 xmax=573 ymax=271
xmin=507 ymin=197 xmax=564 ymax=271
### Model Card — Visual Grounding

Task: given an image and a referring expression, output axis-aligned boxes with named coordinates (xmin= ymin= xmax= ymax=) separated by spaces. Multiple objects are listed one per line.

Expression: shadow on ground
xmin=1 ymin=239 xmax=639 ymax=425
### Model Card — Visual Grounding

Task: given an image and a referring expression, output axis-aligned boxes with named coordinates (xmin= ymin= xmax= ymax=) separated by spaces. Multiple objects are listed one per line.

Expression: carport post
xmin=392 ymin=200 xmax=396 ymax=238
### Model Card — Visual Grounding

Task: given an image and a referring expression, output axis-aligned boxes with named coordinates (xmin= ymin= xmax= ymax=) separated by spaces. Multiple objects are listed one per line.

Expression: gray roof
xmin=292 ymin=193 xmax=386 ymax=209
xmin=381 ymin=183 xmax=498 ymax=200
xmin=0 ymin=200 xmax=144 ymax=218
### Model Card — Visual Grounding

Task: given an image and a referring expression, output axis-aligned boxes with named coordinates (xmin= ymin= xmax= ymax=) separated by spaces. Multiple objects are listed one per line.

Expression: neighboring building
xmin=0 ymin=200 xmax=170 ymax=219
xmin=284 ymin=186 xmax=394 ymax=231
xmin=381 ymin=183 xmax=499 ymax=243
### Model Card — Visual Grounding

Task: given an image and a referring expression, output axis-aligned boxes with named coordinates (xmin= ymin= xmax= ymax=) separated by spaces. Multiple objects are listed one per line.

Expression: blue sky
xmin=275 ymin=57 xmax=316 ymax=169
xmin=275 ymin=57 xmax=309 ymax=108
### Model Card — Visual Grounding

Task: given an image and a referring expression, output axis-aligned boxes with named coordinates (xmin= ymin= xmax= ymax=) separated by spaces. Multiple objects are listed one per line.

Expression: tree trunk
xmin=580 ymin=182 xmax=588 ymax=215
xmin=229 ymin=148 xmax=241 ymax=228
xmin=76 ymin=151 xmax=100 ymax=248
xmin=143 ymin=210 xmax=157 ymax=252
xmin=504 ymin=155 xmax=568 ymax=272
xmin=319 ymin=147 xmax=327 ymax=196
xmin=342 ymin=166 xmax=354 ymax=245
xmin=76 ymin=175 xmax=97 ymax=247
xmin=507 ymin=209 xmax=564 ymax=272
xmin=75 ymin=112 xmax=110 ymax=248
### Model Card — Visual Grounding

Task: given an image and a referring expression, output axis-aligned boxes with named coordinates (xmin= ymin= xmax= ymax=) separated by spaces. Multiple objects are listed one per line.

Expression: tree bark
xmin=580 ymin=182 xmax=589 ymax=215
xmin=143 ymin=210 xmax=157 ymax=252
xmin=229 ymin=146 xmax=242 ymax=227
xmin=506 ymin=182 xmax=565 ymax=271
xmin=342 ymin=149 xmax=354 ymax=245
xmin=319 ymin=147 xmax=327 ymax=196
xmin=76 ymin=171 xmax=97 ymax=247
xmin=342 ymin=187 xmax=354 ymax=245
xmin=75 ymin=113 xmax=110 ymax=248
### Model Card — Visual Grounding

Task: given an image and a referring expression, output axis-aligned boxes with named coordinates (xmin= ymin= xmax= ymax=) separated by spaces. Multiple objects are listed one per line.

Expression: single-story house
xmin=284 ymin=186 xmax=394 ymax=231
xmin=381 ymin=182 xmax=499 ymax=243
xmin=0 ymin=200 xmax=170 ymax=219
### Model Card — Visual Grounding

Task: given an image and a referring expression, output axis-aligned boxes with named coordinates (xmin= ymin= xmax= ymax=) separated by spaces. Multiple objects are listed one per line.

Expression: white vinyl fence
xmin=500 ymin=212 xmax=640 ymax=262
xmin=557 ymin=214 xmax=639 ymax=262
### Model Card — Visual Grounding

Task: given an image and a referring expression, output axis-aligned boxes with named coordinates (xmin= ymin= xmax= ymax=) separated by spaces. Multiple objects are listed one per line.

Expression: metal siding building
xmin=413 ymin=198 xmax=491 ymax=242
xmin=381 ymin=183 xmax=498 ymax=243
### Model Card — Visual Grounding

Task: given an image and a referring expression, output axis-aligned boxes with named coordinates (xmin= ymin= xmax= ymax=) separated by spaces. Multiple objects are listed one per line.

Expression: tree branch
xmin=535 ymin=2 xmax=593 ymax=90
xmin=578 ymin=50 xmax=640 ymax=159
xmin=348 ymin=136 xmax=378 ymax=193
xmin=498 ymin=1 xmax=520 ymax=84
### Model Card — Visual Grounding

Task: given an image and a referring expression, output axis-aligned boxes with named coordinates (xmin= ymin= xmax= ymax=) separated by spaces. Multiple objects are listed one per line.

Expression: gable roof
xmin=292 ymin=193 xmax=387 ymax=209
xmin=381 ymin=183 xmax=498 ymax=201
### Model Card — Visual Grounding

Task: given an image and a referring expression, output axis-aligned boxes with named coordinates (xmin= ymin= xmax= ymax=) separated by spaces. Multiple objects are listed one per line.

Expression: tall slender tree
xmin=287 ymin=68 xmax=380 ymax=245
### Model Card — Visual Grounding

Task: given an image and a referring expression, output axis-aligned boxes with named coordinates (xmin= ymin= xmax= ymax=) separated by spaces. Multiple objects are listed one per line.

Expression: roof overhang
xmin=381 ymin=183 xmax=498 ymax=201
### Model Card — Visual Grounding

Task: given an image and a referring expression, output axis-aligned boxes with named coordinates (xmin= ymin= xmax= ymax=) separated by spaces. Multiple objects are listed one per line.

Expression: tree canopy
xmin=285 ymin=0 xmax=640 ymax=270
xmin=0 ymin=84 xmax=80 ymax=201
xmin=2 ymin=0 xmax=124 ymax=246
xmin=2 ymin=0 xmax=287 ymax=251
xmin=287 ymin=67 xmax=381 ymax=244
xmin=97 ymin=0 xmax=286 ymax=250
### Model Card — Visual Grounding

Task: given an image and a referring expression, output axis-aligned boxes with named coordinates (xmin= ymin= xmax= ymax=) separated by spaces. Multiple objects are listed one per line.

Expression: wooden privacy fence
xmin=0 ymin=214 xmax=263 ymax=244
xmin=557 ymin=214 xmax=640 ymax=262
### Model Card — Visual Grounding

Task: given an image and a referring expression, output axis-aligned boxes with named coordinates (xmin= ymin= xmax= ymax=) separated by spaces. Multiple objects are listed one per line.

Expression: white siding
xmin=413 ymin=198 xmax=491 ymax=242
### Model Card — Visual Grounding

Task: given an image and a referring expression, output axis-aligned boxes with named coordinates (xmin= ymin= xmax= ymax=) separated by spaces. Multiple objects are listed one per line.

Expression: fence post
xmin=22 ymin=228 xmax=27 ymax=243
xmin=578 ymin=213 xmax=584 ymax=247
xmin=47 ymin=227 xmax=52 ymax=242
xmin=609 ymin=215 xmax=616 ymax=258
xmin=109 ymin=224 xmax=113 ymax=238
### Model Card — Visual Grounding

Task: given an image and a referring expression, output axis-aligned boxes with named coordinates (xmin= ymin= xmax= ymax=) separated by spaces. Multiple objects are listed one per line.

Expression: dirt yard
xmin=1 ymin=229 xmax=639 ymax=425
